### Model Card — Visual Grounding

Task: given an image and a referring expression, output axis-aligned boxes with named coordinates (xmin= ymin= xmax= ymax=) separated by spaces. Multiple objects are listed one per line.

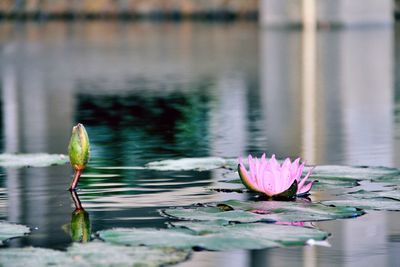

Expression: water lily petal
xmin=294 ymin=162 xmax=305 ymax=182
xmin=297 ymin=181 xmax=314 ymax=196
xmin=238 ymin=164 xmax=261 ymax=192
xmin=282 ymin=158 xmax=292 ymax=170
xmin=269 ymin=154 xmax=280 ymax=170
xmin=298 ymin=167 xmax=314 ymax=190
xmin=290 ymin=158 xmax=301 ymax=178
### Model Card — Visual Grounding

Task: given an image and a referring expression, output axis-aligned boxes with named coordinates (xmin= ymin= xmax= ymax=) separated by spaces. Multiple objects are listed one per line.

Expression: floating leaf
xmin=67 ymin=242 xmax=190 ymax=267
xmin=321 ymin=188 xmax=400 ymax=211
xmin=322 ymin=197 xmax=400 ymax=211
xmin=0 ymin=221 xmax=30 ymax=244
xmin=345 ymin=189 xmax=400 ymax=201
xmin=312 ymin=179 xmax=360 ymax=190
xmin=0 ymin=242 xmax=190 ymax=267
xmin=0 ymin=154 xmax=68 ymax=168
xmin=98 ymin=221 xmax=328 ymax=250
xmin=0 ymin=247 xmax=73 ymax=266
xmin=161 ymin=200 xmax=363 ymax=223
xmin=309 ymin=165 xmax=400 ymax=181
xmin=212 ymin=177 xmax=360 ymax=194
xmin=173 ymin=221 xmax=328 ymax=247
xmin=145 ymin=157 xmax=228 ymax=171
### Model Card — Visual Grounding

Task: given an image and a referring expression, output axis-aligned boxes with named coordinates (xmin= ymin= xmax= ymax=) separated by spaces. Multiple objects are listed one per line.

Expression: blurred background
xmin=1 ymin=1 xmax=400 ymax=267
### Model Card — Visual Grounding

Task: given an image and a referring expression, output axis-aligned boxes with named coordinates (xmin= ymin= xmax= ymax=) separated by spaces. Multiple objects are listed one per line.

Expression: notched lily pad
xmin=161 ymin=199 xmax=364 ymax=223
xmin=0 ymin=153 xmax=68 ymax=168
xmin=98 ymin=221 xmax=328 ymax=251
xmin=0 ymin=242 xmax=190 ymax=267
xmin=0 ymin=221 xmax=30 ymax=244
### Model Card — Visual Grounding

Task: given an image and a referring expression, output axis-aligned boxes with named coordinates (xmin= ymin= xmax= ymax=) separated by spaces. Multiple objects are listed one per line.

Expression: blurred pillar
xmin=301 ymin=0 xmax=317 ymax=164
xmin=259 ymin=27 xmax=302 ymax=158
xmin=260 ymin=0 xmax=393 ymax=27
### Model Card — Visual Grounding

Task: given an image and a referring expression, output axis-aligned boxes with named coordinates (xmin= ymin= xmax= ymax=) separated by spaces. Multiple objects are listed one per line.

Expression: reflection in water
xmin=258 ymin=23 xmax=393 ymax=267
xmin=77 ymin=89 xmax=211 ymax=165
xmin=69 ymin=191 xmax=91 ymax=243
xmin=0 ymin=21 xmax=399 ymax=267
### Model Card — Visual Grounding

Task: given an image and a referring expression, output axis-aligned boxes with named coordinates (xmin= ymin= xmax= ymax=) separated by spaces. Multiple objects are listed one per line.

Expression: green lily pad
xmin=322 ymin=197 xmax=400 ymax=211
xmin=309 ymin=165 xmax=400 ymax=181
xmin=312 ymin=179 xmax=360 ymax=190
xmin=161 ymin=200 xmax=363 ymax=223
xmin=98 ymin=221 xmax=328 ymax=250
xmin=0 ymin=221 xmax=30 ymax=244
xmin=0 ymin=154 xmax=68 ymax=168
xmin=67 ymin=242 xmax=190 ymax=267
xmin=345 ymin=189 xmax=400 ymax=201
xmin=0 ymin=242 xmax=190 ymax=267
xmin=320 ymin=189 xmax=400 ymax=211
xmin=145 ymin=157 xmax=229 ymax=171
xmin=371 ymin=174 xmax=400 ymax=184
xmin=212 ymin=177 xmax=359 ymax=193
xmin=0 ymin=247 xmax=73 ymax=266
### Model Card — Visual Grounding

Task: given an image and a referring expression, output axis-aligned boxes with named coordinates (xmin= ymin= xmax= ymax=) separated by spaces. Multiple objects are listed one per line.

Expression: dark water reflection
xmin=0 ymin=21 xmax=399 ymax=266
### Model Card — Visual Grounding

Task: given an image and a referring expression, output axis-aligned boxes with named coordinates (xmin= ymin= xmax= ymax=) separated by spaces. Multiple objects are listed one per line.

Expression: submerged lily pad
xmin=0 ymin=221 xmax=30 ymax=244
xmin=0 ymin=242 xmax=190 ymax=267
xmin=161 ymin=200 xmax=363 ymax=223
xmin=98 ymin=221 xmax=328 ymax=250
xmin=0 ymin=153 xmax=68 ymax=168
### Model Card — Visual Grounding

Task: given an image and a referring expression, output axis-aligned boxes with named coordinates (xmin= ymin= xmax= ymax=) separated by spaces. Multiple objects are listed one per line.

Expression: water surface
xmin=0 ymin=21 xmax=399 ymax=266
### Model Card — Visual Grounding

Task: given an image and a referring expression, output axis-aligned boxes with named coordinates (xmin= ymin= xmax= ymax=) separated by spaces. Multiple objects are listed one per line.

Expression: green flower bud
xmin=68 ymin=123 xmax=90 ymax=171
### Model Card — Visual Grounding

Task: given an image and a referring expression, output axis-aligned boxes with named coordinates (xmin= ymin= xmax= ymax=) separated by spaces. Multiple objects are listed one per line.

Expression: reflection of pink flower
xmin=238 ymin=154 xmax=314 ymax=198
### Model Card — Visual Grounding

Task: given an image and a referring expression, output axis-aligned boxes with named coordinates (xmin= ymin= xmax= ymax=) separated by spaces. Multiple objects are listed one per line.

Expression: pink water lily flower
xmin=238 ymin=154 xmax=314 ymax=198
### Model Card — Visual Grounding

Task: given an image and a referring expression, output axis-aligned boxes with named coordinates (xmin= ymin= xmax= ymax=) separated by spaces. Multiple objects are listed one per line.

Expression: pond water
xmin=0 ymin=21 xmax=399 ymax=266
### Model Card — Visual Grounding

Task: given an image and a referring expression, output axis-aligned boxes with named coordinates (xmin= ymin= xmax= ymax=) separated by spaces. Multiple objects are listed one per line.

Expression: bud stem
xmin=69 ymin=170 xmax=82 ymax=191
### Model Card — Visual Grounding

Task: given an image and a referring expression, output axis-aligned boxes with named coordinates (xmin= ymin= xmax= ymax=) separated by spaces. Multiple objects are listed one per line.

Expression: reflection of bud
xmin=70 ymin=209 xmax=91 ymax=243
xmin=68 ymin=123 xmax=90 ymax=190
xmin=69 ymin=190 xmax=91 ymax=243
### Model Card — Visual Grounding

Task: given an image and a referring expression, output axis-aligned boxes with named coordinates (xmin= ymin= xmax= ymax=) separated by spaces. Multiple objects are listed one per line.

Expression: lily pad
xmin=212 ymin=177 xmax=359 ymax=193
xmin=0 ymin=221 xmax=30 ymax=244
xmin=0 ymin=242 xmax=190 ymax=267
xmin=161 ymin=200 xmax=363 ymax=223
xmin=345 ymin=189 xmax=400 ymax=201
xmin=309 ymin=165 xmax=400 ymax=181
xmin=322 ymin=197 xmax=400 ymax=211
xmin=0 ymin=153 xmax=68 ymax=168
xmin=98 ymin=221 xmax=328 ymax=250
xmin=321 ymin=189 xmax=400 ymax=211
xmin=145 ymin=157 xmax=229 ymax=171
xmin=67 ymin=242 xmax=190 ymax=267
xmin=0 ymin=247 xmax=73 ymax=266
